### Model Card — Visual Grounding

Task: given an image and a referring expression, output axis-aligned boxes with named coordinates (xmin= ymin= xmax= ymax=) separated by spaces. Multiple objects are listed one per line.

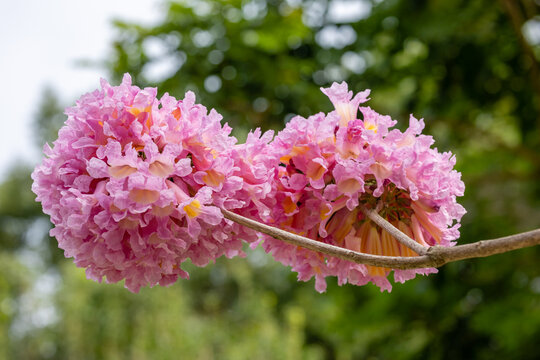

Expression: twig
xmin=358 ymin=205 xmax=427 ymax=255
xmin=221 ymin=209 xmax=540 ymax=270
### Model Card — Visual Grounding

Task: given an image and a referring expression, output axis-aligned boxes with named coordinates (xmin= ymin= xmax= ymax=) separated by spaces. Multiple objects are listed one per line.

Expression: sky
xmin=0 ymin=0 xmax=162 ymax=180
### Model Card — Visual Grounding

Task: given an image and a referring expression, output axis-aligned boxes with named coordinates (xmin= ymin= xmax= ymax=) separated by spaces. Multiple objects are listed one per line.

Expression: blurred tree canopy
xmin=1 ymin=0 xmax=539 ymax=359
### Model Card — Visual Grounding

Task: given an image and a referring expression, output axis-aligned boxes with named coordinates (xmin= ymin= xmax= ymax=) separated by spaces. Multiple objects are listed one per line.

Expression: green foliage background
xmin=1 ymin=1 xmax=539 ymax=359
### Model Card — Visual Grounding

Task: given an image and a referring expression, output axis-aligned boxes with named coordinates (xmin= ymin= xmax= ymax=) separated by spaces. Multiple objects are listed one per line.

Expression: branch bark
xmin=358 ymin=205 xmax=427 ymax=255
xmin=221 ymin=209 xmax=540 ymax=270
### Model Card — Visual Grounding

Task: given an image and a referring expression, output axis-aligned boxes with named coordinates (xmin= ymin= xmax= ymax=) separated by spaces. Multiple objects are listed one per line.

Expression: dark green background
xmin=1 ymin=1 xmax=539 ymax=359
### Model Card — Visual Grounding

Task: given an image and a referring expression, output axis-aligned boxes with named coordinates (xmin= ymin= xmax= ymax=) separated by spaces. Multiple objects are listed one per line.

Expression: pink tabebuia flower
xmin=31 ymin=74 xmax=270 ymax=292
xmin=261 ymin=82 xmax=466 ymax=292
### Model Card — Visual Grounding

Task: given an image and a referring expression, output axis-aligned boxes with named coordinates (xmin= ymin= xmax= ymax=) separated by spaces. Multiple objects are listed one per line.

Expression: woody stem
xmin=358 ymin=205 xmax=427 ymax=255
xmin=221 ymin=209 xmax=540 ymax=270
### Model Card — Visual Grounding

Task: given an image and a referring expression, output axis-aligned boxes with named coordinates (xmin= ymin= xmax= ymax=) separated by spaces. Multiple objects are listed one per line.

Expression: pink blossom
xmin=320 ymin=82 xmax=371 ymax=127
xmin=261 ymin=82 xmax=466 ymax=292
xmin=31 ymin=74 xmax=269 ymax=292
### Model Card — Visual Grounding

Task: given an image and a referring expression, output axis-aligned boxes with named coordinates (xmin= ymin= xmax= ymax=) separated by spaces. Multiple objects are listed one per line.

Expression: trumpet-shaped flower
xmin=31 ymin=74 xmax=268 ymax=292
xmin=261 ymin=82 xmax=466 ymax=292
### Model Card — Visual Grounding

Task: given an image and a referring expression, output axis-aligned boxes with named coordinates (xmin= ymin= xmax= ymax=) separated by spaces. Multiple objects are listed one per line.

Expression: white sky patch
xmin=522 ymin=17 xmax=540 ymax=46
xmin=142 ymin=35 xmax=185 ymax=82
xmin=327 ymin=0 xmax=372 ymax=24
xmin=0 ymin=0 xmax=162 ymax=181
xmin=341 ymin=51 xmax=367 ymax=74
xmin=142 ymin=53 xmax=185 ymax=83
xmin=316 ymin=25 xmax=357 ymax=49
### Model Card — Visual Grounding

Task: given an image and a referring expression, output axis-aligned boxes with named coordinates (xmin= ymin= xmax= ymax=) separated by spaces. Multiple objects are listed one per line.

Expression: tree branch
xmin=358 ymin=205 xmax=427 ymax=255
xmin=221 ymin=209 xmax=540 ymax=270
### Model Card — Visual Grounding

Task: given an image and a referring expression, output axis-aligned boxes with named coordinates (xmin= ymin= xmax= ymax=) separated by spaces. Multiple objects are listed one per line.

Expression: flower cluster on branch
xmin=32 ymin=75 xmax=273 ymax=292
xmin=259 ymin=83 xmax=466 ymax=291
xmin=32 ymin=74 xmax=469 ymax=292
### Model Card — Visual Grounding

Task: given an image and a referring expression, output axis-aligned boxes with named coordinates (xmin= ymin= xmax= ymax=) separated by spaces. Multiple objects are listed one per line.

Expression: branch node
xmin=426 ymin=246 xmax=447 ymax=267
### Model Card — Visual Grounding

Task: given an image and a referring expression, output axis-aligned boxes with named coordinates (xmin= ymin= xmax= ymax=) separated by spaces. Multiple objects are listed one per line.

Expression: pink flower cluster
xmin=32 ymin=75 xmax=465 ymax=293
xmin=260 ymin=83 xmax=466 ymax=292
xmin=31 ymin=74 xmax=272 ymax=292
